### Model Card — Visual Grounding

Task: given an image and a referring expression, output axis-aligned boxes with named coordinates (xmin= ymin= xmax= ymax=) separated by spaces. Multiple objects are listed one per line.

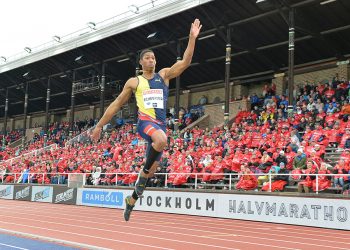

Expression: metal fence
xmin=0 ymin=143 xmax=58 ymax=167
xmin=1 ymin=172 xmax=348 ymax=195
xmin=65 ymin=127 xmax=94 ymax=148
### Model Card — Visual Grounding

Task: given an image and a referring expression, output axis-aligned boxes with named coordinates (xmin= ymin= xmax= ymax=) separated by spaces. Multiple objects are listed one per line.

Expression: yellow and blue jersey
xmin=135 ymin=73 xmax=168 ymax=124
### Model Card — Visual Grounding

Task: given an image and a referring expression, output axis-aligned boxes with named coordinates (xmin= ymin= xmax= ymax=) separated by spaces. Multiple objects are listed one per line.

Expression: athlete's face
xmin=140 ymin=52 xmax=156 ymax=70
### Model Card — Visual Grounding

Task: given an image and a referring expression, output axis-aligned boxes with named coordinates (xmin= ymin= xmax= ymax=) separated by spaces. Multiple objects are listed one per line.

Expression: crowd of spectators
xmin=0 ymin=129 xmax=23 ymax=147
xmin=166 ymin=105 xmax=204 ymax=130
xmin=1 ymin=77 xmax=350 ymax=195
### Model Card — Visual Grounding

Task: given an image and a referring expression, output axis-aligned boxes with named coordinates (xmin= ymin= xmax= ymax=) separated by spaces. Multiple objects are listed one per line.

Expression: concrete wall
xmin=31 ymin=115 xmax=46 ymax=127
xmin=294 ymin=67 xmax=338 ymax=85
xmin=204 ymin=100 xmax=250 ymax=128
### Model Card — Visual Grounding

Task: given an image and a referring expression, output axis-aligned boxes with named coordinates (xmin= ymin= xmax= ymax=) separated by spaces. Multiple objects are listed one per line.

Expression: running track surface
xmin=0 ymin=200 xmax=349 ymax=250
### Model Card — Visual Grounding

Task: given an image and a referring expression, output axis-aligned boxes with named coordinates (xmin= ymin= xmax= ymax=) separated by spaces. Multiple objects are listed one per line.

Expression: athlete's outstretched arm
xmin=162 ymin=19 xmax=202 ymax=81
xmin=91 ymin=79 xmax=134 ymax=141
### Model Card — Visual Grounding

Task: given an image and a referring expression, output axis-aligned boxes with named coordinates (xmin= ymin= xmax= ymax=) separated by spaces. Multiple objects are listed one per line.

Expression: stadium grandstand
xmin=1 ymin=0 xmax=350 ymax=249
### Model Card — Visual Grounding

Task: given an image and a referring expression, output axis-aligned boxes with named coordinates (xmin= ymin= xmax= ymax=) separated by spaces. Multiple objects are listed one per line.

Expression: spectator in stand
xmin=236 ymin=165 xmax=258 ymax=191
xmin=335 ymin=84 xmax=345 ymax=102
xmin=279 ymin=95 xmax=288 ymax=107
xmin=324 ymin=83 xmax=335 ymax=100
xmin=341 ymin=101 xmax=350 ymax=114
xmin=183 ymin=129 xmax=193 ymax=143
xmin=293 ymin=148 xmax=307 ymax=170
xmin=307 ymin=99 xmax=316 ymax=112
xmin=339 ymin=128 xmax=350 ymax=149
xmin=297 ymin=160 xmax=316 ymax=193
xmin=262 ymin=84 xmax=269 ymax=97
xmin=261 ymin=162 xmax=289 ymax=192
xmin=150 ymin=165 xmax=165 ymax=187
xmin=333 ymin=159 xmax=348 ymax=188
xmin=315 ymin=98 xmax=324 ymax=114
xmin=326 ymin=103 xmax=337 ymax=114
xmin=270 ymin=83 xmax=276 ymax=96
xmin=313 ymin=162 xmax=332 ymax=192
xmin=289 ymin=130 xmax=301 ymax=152
xmin=256 ymin=151 xmax=273 ymax=173
xmin=250 ymin=93 xmax=259 ymax=109
xmin=275 ymin=150 xmax=288 ymax=166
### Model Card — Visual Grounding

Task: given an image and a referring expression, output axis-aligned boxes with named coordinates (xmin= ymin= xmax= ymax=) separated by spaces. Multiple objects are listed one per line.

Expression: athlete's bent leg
xmin=135 ymin=129 xmax=166 ymax=194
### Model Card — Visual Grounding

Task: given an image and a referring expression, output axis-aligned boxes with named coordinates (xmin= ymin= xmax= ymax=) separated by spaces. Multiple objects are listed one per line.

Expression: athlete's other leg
xmin=133 ymin=129 xmax=167 ymax=199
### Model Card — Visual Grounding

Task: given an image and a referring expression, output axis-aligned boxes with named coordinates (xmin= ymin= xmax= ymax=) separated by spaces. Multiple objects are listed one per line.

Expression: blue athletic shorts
xmin=137 ymin=119 xmax=166 ymax=161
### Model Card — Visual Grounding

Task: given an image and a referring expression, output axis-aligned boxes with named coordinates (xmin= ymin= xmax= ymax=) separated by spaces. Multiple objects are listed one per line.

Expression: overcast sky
xmin=0 ymin=0 xmax=155 ymax=58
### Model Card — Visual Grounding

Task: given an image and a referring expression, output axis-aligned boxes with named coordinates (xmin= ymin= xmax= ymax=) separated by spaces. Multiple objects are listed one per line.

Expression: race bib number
xmin=143 ymin=89 xmax=164 ymax=109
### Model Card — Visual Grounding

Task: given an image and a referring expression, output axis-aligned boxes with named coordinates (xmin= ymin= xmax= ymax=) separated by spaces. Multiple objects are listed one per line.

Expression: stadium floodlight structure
xmin=72 ymin=76 xmax=100 ymax=94
xmin=52 ymin=35 xmax=61 ymax=43
xmin=75 ymin=55 xmax=85 ymax=65
xmin=128 ymin=5 xmax=140 ymax=14
xmin=117 ymin=58 xmax=130 ymax=62
xmin=24 ymin=47 xmax=32 ymax=53
xmin=320 ymin=0 xmax=337 ymax=5
xmin=87 ymin=22 xmax=96 ymax=30
xmin=0 ymin=56 xmax=6 ymax=62
xmin=22 ymin=71 xmax=31 ymax=80
xmin=198 ymin=33 xmax=215 ymax=41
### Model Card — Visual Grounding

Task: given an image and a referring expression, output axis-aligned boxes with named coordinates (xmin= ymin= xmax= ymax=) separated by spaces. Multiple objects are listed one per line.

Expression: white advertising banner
xmin=0 ymin=185 xmax=14 ymax=200
xmin=217 ymin=194 xmax=350 ymax=231
xmin=136 ymin=191 xmax=217 ymax=217
xmin=31 ymin=186 xmax=53 ymax=203
xmin=76 ymin=188 xmax=350 ymax=230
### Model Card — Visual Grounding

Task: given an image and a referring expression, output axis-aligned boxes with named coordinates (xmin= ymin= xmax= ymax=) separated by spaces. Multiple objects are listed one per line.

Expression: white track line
xmin=0 ymin=220 xmax=237 ymax=250
xmin=0 ymin=228 xmax=109 ymax=250
xmin=0 ymin=242 xmax=28 ymax=250
xmin=0 ymin=221 xmax=173 ymax=250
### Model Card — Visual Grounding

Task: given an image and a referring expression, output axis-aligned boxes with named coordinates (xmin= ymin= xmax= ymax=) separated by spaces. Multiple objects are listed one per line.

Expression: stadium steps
xmin=324 ymin=148 xmax=343 ymax=166
xmin=180 ymin=114 xmax=209 ymax=133
xmin=8 ymin=136 xmax=25 ymax=148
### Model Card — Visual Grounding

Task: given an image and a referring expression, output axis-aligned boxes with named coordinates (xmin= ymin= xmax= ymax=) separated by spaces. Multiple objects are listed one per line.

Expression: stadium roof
xmin=1 ymin=0 xmax=350 ymax=117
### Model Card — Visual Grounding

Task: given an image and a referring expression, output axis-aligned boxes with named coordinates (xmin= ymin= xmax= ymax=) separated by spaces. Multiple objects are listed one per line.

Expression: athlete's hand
xmin=190 ymin=19 xmax=202 ymax=39
xmin=90 ymin=126 xmax=102 ymax=142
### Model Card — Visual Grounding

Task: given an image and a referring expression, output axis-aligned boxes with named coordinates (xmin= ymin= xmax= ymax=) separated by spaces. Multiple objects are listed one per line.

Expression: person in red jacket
xmin=309 ymin=124 xmax=325 ymax=144
xmin=201 ymin=155 xmax=213 ymax=183
xmin=284 ymin=147 xmax=296 ymax=170
xmin=333 ymin=159 xmax=348 ymax=188
xmin=339 ymin=128 xmax=350 ymax=149
xmin=298 ymin=160 xmax=317 ymax=193
xmin=172 ymin=161 xmax=191 ymax=187
xmin=312 ymin=162 xmax=332 ymax=192
xmin=236 ymin=165 xmax=258 ymax=191
xmin=257 ymin=151 xmax=273 ymax=173
xmin=327 ymin=122 xmax=344 ymax=148
xmin=210 ymin=155 xmax=226 ymax=183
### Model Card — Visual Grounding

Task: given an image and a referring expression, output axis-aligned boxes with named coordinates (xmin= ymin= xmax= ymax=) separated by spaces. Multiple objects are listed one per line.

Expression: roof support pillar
xmin=45 ymin=77 xmax=51 ymax=134
xmin=288 ymin=8 xmax=295 ymax=106
xmin=2 ymin=88 xmax=9 ymax=149
xmin=70 ymin=71 xmax=76 ymax=135
xmin=174 ymin=41 xmax=182 ymax=131
xmin=224 ymin=26 xmax=232 ymax=128
xmin=22 ymin=83 xmax=29 ymax=147
xmin=100 ymin=63 xmax=106 ymax=119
